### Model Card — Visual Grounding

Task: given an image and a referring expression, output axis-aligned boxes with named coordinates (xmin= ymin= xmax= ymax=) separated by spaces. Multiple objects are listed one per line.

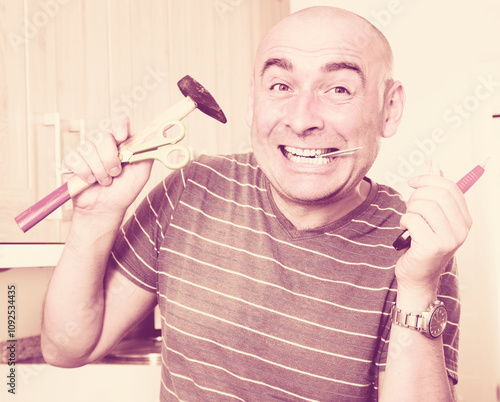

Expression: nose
xmin=282 ymin=92 xmax=325 ymax=135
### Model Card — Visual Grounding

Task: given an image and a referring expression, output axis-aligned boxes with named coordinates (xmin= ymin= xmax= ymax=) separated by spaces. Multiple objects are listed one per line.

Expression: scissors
xmin=118 ymin=120 xmax=190 ymax=170
xmin=59 ymin=119 xmax=191 ymax=174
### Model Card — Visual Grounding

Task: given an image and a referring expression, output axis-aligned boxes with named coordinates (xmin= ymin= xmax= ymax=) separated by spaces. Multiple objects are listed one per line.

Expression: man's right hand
xmin=62 ymin=114 xmax=153 ymax=217
xmin=42 ymin=114 xmax=157 ymax=368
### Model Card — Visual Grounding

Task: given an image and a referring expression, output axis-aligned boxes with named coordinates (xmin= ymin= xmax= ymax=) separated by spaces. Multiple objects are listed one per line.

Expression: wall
xmin=289 ymin=1 xmax=500 ymax=401
xmin=288 ymin=0 xmax=499 ymax=191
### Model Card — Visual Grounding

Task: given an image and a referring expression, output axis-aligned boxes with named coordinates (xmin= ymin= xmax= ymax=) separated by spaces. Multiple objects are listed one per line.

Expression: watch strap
xmin=391 ymin=304 xmax=426 ymax=331
xmin=390 ymin=300 xmax=447 ymax=338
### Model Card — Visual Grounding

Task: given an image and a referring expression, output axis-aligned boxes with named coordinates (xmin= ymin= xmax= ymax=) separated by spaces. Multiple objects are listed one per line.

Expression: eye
xmin=270 ymin=83 xmax=291 ymax=92
xmin=329 ymin=86 xmax=351 ymax=95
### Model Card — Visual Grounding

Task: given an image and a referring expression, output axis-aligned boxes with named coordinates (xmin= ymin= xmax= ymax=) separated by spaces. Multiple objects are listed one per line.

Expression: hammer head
xmin=177 ymin=75 xmax=227 ymax=124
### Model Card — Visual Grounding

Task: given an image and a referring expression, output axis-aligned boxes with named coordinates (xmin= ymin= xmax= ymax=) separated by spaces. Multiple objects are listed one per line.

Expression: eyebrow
xmin=321 ymin=62 xmax=366 ymax=87
xmin=260 ymin=57 xmax=294 ymax=77
xmin=260 ymin=57 xmax=366 ymax=87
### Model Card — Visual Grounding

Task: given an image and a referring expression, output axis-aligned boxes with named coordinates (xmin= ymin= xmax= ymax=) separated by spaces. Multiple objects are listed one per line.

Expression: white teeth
xmin=289 ymin=155 xmax=330 ymax=164
xmin=283 ymin=146 xmax=328 ymax=157
xmin=282 ymin=146 xmax=333 ymax=164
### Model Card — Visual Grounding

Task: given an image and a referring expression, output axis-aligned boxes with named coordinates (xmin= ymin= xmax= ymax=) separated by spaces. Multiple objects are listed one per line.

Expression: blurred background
xmin=1 ymin=0 xmax=499 ymax=400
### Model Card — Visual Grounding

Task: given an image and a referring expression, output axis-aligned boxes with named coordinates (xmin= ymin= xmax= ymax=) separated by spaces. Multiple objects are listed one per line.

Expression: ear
xmin=382 ymin=80 xmax=405 ymax=139
xmin=246 ymin=75 xmax=255 ymax=128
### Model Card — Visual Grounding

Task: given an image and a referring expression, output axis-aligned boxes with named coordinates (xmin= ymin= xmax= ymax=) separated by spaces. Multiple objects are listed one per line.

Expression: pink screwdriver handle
xmin=456 ymin=165 xmax=485 ymax=193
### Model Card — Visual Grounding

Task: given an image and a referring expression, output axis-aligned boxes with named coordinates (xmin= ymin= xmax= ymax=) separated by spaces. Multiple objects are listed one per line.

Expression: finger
xmin=111 ymin=114 xmax=131 ymax=143
xmin=400 ymin=209 xmax=438 ymax=246
xmin=409 ymin=184 xmax=472 ymax=231
xmin=404 ymin=186 xmax=471 ymax=249
xmin=402 ymin=202 xmax=469 ymax=256
xmin=88 ymin=130 xmax=122 ymax=178
xmin=76 ymin=141 xmax=113 ymax=186
xmin=408 ymin=174 xmax=471 ymax=226
xmin=62 ymin=148 xmax=95 ymax=184
xmin=405 ymin=197 xmax=457 ymax=237
xmin=409 ymin=174 xmax=456 ymax=190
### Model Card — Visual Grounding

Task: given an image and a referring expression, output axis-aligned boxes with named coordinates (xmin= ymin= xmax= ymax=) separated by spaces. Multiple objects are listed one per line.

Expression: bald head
xmin=254 ymin=6 xmax=394 ymax=90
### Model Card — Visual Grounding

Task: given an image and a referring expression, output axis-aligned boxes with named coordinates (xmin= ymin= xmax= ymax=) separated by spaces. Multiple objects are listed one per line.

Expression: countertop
xmin=0 ymin=243 xmax=64 ymax=269
xmin=0 ymin=335 xmax=161 ymax=365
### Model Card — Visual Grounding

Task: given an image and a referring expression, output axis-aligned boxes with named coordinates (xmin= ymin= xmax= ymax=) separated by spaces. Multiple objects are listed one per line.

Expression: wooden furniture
xmin=0 ymin=0 xmax=290 ymax=243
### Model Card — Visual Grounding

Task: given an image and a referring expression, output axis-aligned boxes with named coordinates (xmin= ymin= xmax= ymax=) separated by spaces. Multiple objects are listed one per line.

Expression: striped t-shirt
xmin=110 ymin=153 xmax=459 ymax=401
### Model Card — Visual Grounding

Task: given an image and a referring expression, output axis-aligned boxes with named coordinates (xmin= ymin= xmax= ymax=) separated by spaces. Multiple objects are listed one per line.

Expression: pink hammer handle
xmin=15 ymin=176 xmax=90 ymax=232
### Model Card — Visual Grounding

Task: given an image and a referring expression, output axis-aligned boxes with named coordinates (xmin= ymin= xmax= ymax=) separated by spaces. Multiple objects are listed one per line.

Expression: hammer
xmin=15 ymin=75 xmax=227 ymax=232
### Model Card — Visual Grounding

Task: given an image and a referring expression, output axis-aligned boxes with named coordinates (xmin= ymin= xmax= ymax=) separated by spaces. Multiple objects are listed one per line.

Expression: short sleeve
xmin=108 ymin=165 xmax=191 ymax=292
xmin=438 ymin=257 xmax=461 ymax=383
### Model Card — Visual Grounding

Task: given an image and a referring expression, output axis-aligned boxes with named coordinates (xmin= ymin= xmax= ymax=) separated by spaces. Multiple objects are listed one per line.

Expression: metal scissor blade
xmin=123 ymin=120 xmax=185 ymax=159
xmin=124 ymin=144 xmax=191 ymax=170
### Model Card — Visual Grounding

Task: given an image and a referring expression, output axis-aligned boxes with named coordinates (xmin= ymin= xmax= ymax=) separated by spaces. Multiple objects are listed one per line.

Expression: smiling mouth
xmin=280 ymin=146 xmax=339 ymax=165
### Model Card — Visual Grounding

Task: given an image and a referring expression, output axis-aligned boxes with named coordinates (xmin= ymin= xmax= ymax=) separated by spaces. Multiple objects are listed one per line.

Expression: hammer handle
xmin=14 ymin=178 xmax=89 ymax=233
xmin=15 ymin=97 xmax=196 ymax=232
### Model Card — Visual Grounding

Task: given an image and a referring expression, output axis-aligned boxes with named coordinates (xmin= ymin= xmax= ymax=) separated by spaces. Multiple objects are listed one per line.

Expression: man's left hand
xmin=396 ymin=161 xmax=472 ymax=294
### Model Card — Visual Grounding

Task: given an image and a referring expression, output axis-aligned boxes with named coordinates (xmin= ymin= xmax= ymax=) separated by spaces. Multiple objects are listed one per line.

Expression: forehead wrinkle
xmin=256 ymin=43 xmax=369 ymax=80
xmin=321 ymin=61 xmax=366 ymax=88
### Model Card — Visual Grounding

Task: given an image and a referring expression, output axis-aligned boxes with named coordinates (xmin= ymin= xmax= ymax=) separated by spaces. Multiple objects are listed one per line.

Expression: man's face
xmin=247 ymin=15 xmax=392 ymax=207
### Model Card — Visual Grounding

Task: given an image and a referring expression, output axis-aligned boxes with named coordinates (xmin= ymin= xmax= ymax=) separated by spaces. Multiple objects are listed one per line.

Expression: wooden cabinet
xmin=0 ymin=0 xmax=290 ymax=243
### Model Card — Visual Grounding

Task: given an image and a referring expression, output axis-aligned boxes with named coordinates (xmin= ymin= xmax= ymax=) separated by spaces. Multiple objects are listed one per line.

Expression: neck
xmin=271 ymin=179 xmax=371 ymax=231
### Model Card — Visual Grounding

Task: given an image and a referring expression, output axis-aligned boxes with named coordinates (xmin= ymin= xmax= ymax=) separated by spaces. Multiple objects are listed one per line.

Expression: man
xmin=42 ymin=6 xmax=469 ymax=401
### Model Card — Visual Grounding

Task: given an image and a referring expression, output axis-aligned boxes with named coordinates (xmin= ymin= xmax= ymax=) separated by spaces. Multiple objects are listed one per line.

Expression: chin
xmin=274 ymin=182 xmax=347 ymax=206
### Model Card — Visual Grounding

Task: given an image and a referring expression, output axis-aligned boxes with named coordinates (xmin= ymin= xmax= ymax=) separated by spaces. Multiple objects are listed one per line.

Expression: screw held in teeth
xmin=316 ymin=147 xmax=363 ymax=158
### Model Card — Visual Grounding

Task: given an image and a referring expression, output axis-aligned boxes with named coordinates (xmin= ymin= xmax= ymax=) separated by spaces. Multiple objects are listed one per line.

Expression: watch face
xmin=429 ymin=305 xmax=448 ymax=338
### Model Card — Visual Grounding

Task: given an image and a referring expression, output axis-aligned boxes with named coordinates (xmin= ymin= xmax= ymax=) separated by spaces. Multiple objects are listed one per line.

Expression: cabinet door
xmin=0 ymin=1 xmax=64 ymax=243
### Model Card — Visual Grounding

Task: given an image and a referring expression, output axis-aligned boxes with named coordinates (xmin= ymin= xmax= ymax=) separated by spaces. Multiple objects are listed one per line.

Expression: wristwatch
xmin=390 ymin=300 xmax=448 ymax=339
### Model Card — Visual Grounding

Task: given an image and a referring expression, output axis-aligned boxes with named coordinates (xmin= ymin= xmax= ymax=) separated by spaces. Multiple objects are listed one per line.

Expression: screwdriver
xmin=393 ymin=159 xmax=489 ymax=251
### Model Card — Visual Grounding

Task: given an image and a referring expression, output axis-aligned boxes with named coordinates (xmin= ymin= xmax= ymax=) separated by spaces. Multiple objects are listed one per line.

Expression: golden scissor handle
xmin=120 ymin=120 xmax=191 ymax=170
